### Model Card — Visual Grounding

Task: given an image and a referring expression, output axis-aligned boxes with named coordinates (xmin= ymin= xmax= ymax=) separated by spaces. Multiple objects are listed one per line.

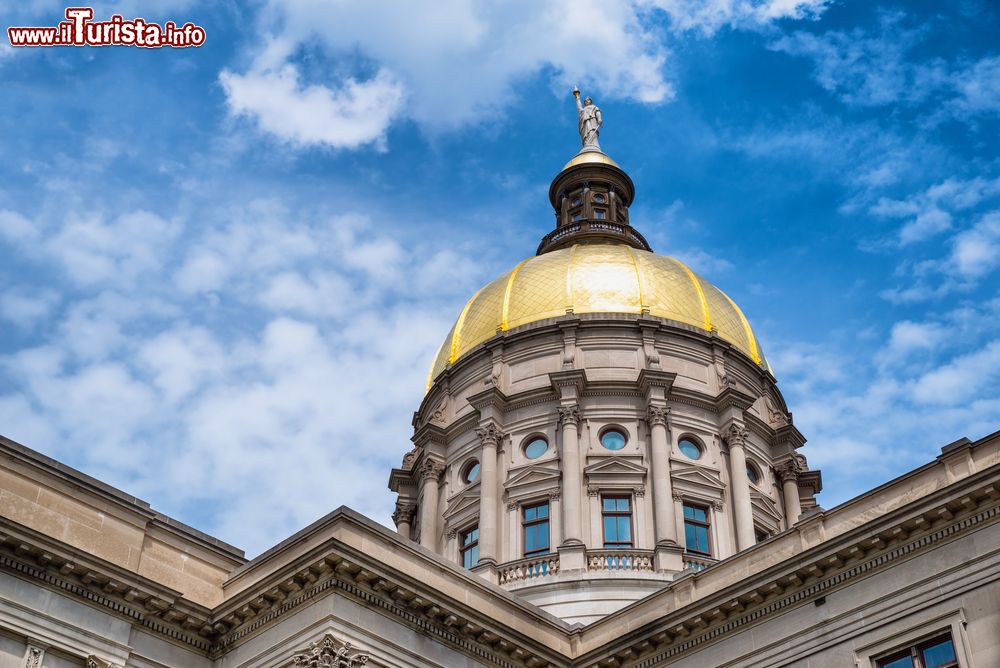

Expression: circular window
xmin=593 ymin=193 xmax=606 ymax=204
xmin=679 ymin=438 xmax=702 ymax=460
xmin=463 ymin=460 xmax=480 ymax=483
xmin=746 ymin=463 xmax=760 ymax=485
xmin=524 ymin=438 xmax=548 ymax=459
xmin=600 ymin=429 xmax=627 ymax=451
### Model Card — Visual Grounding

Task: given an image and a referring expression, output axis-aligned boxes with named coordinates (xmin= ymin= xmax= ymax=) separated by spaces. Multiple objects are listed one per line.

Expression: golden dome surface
xmin=428 ymin=244 xmax=767 ymax=390
xmin=561 ymin=149 xmax=620 ymax=171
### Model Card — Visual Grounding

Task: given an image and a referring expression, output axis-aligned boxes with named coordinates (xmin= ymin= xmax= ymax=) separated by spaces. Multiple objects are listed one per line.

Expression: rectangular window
xmin=601 ymin=495 xmax=633 ymax=549
xmin=522 ymin=502 xmax=550 ymax=557
xmin=683 ymin=503 xmax=712 ymax=555
xmin=875 ymin=632 xmax=958 ymax=668
xmin=755 ymin=526 xmax=771 ymax=544
xmin=460 ymin=526 xmax=479 ymax=569
xmin=594 ymin=209 xmax=607 ymax=219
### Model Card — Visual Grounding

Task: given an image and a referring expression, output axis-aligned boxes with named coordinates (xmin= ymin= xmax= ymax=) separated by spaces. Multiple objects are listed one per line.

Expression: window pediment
xmin=504 ymin=464 xmax=561 ymax=504
xmin=584 ymin=456 xmax=647 ymax=488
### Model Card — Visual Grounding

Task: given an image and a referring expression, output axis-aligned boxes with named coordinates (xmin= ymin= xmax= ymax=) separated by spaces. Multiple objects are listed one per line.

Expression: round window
xmin=594 ymin=193 xmax=606 ymax=204
xmin=746 ymin=464 xmax=760 ymax=485
xmin=463 ymin=461 xmax=480 ymax=483
xmin=679 ymin=438 xmax=702 ymax=460
xmin=600 ymin=429 xmax=627 ymax=451
xmin=524 ymin=438 xmax=548 ymax=459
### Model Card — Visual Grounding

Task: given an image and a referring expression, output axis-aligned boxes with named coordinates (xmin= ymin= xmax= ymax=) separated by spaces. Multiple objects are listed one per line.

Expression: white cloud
xmin=220 ymin=65 xmax=405 ymax=150
xmin=949 ymin=211 xmax=1000 ymax=279
xmin=0 ymin=288 xmax=59 ymax=328
xmin=649 ymin=0 xmax=828 ymax=34
xmin=912 ymin=340 xmax=1000 ymax=406
xmin=0 ymin=198 xmax=493 ymax=556
xmin=870 ymin=176 xmax=1000 ymax=245
xmin=220 ymin=0 xmax=829 ymax=148
xmin=770 ymin=15 xmax=1000 ymax=119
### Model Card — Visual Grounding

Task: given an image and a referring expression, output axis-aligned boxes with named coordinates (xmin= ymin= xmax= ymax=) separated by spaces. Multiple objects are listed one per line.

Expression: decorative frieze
xmin=292 ymin=633 xmax=370 ymax=667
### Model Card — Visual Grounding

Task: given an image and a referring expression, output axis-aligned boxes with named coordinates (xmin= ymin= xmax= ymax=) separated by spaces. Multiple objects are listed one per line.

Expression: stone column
xmin=725 ymin=423 xmax=755 ymax=551
xmin=778 ymin=459 xmax=803 ymax=527
xmin=474 ymin=423 xmax=501 ymax=572
xmin=557 ymin=404 xmax=586 ymax=571
xmin=392 ymin=500 xmax=417 ymax=540
xmin=647 ymin=406 xmax=683 ymax=570
xmin=418 ymin=459 xmax=444 ymax=551
xmin=558 ymin=405 xmax=583 ymax=545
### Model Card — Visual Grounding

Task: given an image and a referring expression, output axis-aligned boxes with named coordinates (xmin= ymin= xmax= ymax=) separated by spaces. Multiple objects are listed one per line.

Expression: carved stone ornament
xmin=776 ymin=458 xmax=803 ymax=483
xmin=587 ymin=485 xmax=600 ymax=497
xmin=550 ymin=490 xmax=561 ymax=501
xmin=401 ymin=446 xmax=421 ymax=469
xmin=634 ymin=486 xmax=646 ymax=498
xmin=392 ymin=500 xmax=417 ymax=525
xmin=419 ymin=459 xmax=445 ymax=482
xmin=292 ymin=633 xmax=370 ymax=667
xmin=557 ymin=404 xmax=582 ymax=427
xmin=446 ymin=528 xmax=458 ymax=540
xmin=430 ymin=396 xmax=448 ymax=425
xmin=507 ymin=501 xmax=519 ymax=511
xmin=724 ymin=422 xmax=749 ymax=448
xmin=476 ymin=422 xmax=503 ymax=448
xmin=646 ymin=405 xmax=670 ymax=428
xmin=712 ymin=500 xmax=724 ymax=512
xmin=672 ymin=491 xmax=684 ymax=502
xmin=87 ymin=658 xmax=120 ymax=668
xmin=24 ymin=646 xmax=44 ymax=668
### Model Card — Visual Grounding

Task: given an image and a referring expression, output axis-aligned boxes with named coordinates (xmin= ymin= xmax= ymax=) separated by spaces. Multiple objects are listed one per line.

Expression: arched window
xmin=746 ymin=462 xmax=761 ymax=486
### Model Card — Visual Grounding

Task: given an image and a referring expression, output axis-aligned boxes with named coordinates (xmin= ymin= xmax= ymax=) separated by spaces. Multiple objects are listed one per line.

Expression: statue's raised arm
xmin=572 ymin=87 xmax=602 ymax=150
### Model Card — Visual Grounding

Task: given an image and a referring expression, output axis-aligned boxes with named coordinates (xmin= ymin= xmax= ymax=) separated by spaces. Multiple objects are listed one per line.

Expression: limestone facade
xmin=1 ymin=431 xmax=999 ymax=667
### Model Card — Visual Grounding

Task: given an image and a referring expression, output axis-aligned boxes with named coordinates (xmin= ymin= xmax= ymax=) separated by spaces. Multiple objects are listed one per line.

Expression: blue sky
xmin=1 ymin=0 xmax=998 ymax=556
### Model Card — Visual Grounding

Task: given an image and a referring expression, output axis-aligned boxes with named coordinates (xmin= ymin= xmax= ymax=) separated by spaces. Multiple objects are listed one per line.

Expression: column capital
xmin=419 ymin=458 xmax=445 ymax=482
xmin=776 ymin=458 xmax=803 ymax=483
xmin=475 ymin=422 xmax=503 ymax=448
xmin=392 ymin=500 xmax=417 ymax=525
xmin=645 ymin=405 xmax=670 ymax=428
xmin=557 ymin=404 xmax=581 ymax=427
xmin=724 ymin=421 xmax=750 ymax=448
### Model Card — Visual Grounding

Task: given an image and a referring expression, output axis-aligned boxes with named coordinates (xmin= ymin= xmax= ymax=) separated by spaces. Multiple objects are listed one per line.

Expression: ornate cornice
xmin=292 ymin=633 xmax=369 ymax=666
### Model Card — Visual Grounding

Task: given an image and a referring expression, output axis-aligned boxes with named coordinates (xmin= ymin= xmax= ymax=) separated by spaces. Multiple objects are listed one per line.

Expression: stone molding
xmin=87 ymin=657 xmax=121 ymax=668
xmin=291 ymin=633 xmax=370 ymax=667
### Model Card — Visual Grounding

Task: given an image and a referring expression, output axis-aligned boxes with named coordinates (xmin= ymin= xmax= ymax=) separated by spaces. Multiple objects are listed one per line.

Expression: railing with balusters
xmin=585 ymin=549 xmax=655 ymax=573
xmin=682 ymin=553 xmax=717 ymax=572
xmin=498 ymin=553 xmax=560 ymax=585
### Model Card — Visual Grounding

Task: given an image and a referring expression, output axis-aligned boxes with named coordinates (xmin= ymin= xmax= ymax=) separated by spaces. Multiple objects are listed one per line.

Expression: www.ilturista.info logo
xmin=7 ymin=7 xmax=206 ymax=48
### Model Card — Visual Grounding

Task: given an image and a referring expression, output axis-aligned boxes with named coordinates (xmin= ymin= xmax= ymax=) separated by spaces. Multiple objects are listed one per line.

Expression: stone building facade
xmin=1 ymin=135 xmax=998 ymax=667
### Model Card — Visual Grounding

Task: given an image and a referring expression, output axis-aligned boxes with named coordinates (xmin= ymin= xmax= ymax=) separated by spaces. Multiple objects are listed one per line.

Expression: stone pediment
xmin=583 ymin=457 xmax=647 ymax=477
xmin=750 ymin=489 xmax=783 ymax=525
xmin=504 ymin=464 xmax=561 ymax=503
xmin=584 ymin=457 xmax=647 ymax=490
xmin=443 ymin=484 xmax=481 ymax=521
xmin=670 ymin=465 xmax=725 ymax=493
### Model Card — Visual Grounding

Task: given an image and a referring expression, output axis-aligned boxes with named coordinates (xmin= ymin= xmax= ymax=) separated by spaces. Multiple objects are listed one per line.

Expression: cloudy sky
xmin=1 ymin=0 xmax=998 ymax=556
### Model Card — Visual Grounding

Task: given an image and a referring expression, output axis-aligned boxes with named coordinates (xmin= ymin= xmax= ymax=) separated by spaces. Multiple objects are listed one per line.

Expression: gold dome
xmin=561 ymin=149 xmax=620 ymax=171
xmin=427 ymin=244 xmax=767 ymax=390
